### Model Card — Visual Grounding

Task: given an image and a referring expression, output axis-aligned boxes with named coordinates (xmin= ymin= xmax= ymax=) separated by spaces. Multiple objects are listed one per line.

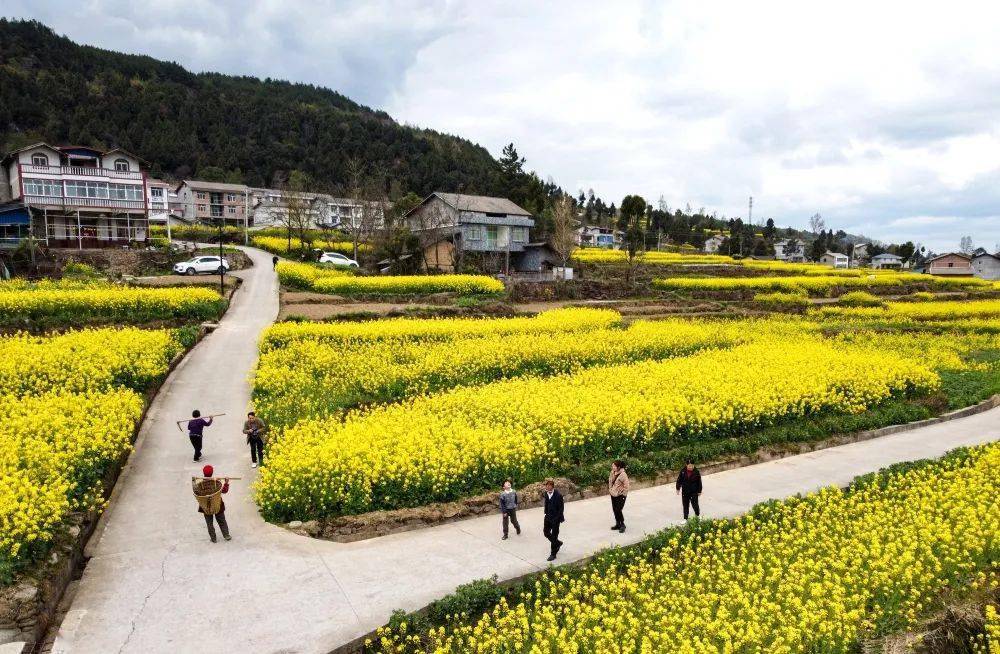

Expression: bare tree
xmin=269 ymin=170 xmax=315 ymax=259
xmin=550 ymin=194 xmax=577 ymax=269
xmin=808 ymin=213 xmax=825 ymax=234
xmin=959 ymin=235 xmax=974 ymax=255
xmin=342 ymin=158 xmax=386 ymax=263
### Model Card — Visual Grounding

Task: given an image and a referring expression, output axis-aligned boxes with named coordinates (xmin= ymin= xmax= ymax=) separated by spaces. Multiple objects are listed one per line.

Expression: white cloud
xmin=5 ymin=0 xmax=1000 ymax=252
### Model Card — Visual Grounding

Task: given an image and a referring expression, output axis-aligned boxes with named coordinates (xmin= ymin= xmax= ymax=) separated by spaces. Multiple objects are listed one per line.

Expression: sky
xmin=6 ymin=0 xmax=1000 ymax=253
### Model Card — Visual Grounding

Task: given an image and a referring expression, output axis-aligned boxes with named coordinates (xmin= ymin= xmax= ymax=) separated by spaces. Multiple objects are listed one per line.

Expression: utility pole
xmin=748 ymin=196 xmax=753 ymax=227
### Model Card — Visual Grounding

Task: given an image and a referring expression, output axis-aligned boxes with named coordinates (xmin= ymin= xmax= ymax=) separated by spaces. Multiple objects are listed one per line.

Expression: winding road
xmin=51 ymin=247 xmax=1000 ymax=654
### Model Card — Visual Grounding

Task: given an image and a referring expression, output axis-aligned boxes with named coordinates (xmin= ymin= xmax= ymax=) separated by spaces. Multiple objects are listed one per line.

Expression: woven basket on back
xmin=193 ymin=478 xmax=224 ymax=515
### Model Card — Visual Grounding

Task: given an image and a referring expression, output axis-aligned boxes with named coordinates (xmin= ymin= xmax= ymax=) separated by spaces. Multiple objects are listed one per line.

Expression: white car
xmin=318 ymin=252 xmax=359 ymax=268
xmin=174 ymin=255 xmax=230 ymax=276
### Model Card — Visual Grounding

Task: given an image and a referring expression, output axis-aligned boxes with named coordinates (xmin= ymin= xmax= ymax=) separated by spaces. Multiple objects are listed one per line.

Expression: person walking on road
xmin=193 ymin=465 xmax=231 ymax=542
xmin=542 ymin=479 xmax=565 ymax=561
xmin=272 ymin=255 xmax=279 ymax=270
xmin=609 ymin=460 xmax=630 ymax=533
xmin=242 ymin=411 xmax=269 ymax=468
xmin=499 ymin=480 xmax=521 ymax=540
xmin=187 ymin=410 xmax=213 ymax=462
xmin=676 ymin=460 xmax=703 ymax=520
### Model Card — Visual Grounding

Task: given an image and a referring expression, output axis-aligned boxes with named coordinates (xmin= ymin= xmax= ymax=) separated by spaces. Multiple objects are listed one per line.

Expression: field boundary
xmin=284 ymin=391 xmax=1000 ymax=544
xmin=8 ymin=288 xmax=241 ymax=654
xmin=324 ymin=409 xmax=1000 ymax=654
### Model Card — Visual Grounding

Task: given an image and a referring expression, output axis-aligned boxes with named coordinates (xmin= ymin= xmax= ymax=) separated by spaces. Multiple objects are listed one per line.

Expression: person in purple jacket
xmin=187 ymin=409 xmax=213 ymax=462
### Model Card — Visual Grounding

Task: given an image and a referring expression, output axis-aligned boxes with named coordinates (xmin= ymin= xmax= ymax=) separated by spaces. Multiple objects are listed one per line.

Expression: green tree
xmin=618 ymin=195 xmax=647 ymax=231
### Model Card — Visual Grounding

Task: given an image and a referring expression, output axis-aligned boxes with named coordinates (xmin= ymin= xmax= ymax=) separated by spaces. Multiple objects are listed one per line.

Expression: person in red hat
xmin=193 ymin=464 xmax=231 ymax=542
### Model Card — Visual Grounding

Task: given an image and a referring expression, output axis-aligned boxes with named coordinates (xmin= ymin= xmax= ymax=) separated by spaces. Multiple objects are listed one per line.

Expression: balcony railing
xmin=23 ymin=194 xmax=146 ymax=211
xmin=20 ymin=163 xmax=143 ymax=181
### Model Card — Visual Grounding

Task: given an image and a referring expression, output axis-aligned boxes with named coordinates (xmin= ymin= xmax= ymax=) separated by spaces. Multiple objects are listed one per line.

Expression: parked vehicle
xmin=318 ymin=252 xmax=359 ymax=268
xmin=173 ymin=255 xmax=230 ymax=276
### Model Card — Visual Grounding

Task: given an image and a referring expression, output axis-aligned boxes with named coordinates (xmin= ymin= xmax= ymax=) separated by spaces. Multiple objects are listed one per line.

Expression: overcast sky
xmin=6 ymin=0 xmax=1000 ymax=252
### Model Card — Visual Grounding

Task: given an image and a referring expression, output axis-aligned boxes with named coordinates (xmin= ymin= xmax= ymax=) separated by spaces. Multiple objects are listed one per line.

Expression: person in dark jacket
xmin=498 ymin=479 xmax=521 ymax=540
xmin=194 ymin=464 xmax=231 ymax=542
xmin=187 ymin=409 xmax=213 ymax=462
xmin=272 ymin=255 xmax=279 ymax=270
xmin=675 ymin=460 xmax=703 ymax=519
xmin=542 ymin=479 xmax=565 ymax=561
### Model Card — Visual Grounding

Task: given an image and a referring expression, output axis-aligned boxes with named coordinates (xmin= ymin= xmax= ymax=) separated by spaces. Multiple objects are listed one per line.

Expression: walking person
xmin=542 ymin=479 xmax=565 ymax=561
xmin=272 ymin=255 xmax=279 ymax=270
xmin=193 ymin=465 xmax=231 ymax=542
xmin=676 ymin=460 xmax=703 ymax=520
xmin=186 ymin=409 xmax=214 ymax=462
xmin=242 ymin=411 xmax=268 ymax=468
xmin=609 ymin=460 xmax=630 ymax=533
xmin=499 ymin=480 xmax=521 ymax=540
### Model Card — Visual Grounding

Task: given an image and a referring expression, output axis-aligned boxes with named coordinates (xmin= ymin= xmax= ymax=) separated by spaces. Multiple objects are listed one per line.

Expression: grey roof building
xmin=405 ymin=192 xmax=534 ymax=253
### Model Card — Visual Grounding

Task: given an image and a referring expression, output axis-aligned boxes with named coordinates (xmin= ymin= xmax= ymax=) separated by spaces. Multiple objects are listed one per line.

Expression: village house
xmin=773 ymin=238 xmax=806 ymax=263
xmin=925 ymin=252 xmax=974 ymax=276
xmin=851 ymin=242 xmax=871 ymax=266
xmin=146 ymin=178 xmax=174 ymax=226
xmin=703 ymin=233 xmax=726 ymax=253
xmin=971 ymin=250 xmax=1000 ymax=280
xmin=175 ymin=180 xmax=251 ymax=226
xmin=870 ymin=253 xmax=903 ymax=269
xmin=0 ymin=143 xmax=150 ymax=248
xmin=819 ymin=251 xmax=849 ymax=268
xmin=405 ymin=192 xmax=534 ymax=272
xmin=575 ymin=225 xmax=622 ymax=249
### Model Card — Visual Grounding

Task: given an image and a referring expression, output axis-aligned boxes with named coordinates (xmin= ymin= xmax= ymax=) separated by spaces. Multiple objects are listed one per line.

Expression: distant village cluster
xmin=1 ymin=141 xmax=997 ymax=281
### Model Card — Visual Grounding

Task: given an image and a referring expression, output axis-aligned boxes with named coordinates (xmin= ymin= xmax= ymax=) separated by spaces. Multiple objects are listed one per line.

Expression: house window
xmin=467 ymin=225 xmax=483 ymax=241
xmin=65 ymin=180 xmax=109 ymax=199
xmin=197 ymin=204 xmax=208 ymax=212
xmin=22 ymin=178 xmax=63 ymax=197
xmin=114 ymin=158 xmax=130 ymax=172
xmin=108 ymin=184 xmax=144 ymax=201
xmin=226 ymin=193 xmax=237 ymax=202
xmin=150 ymin=187 xmax=164 ymax=199
xmin=513 ymin=227 xmax=527 ymax=243
xmin=227 ymin=206 xmax=236 ymax=215
xmin=948 ymin=262 xmax=954 ymax=268
xmin=196 ymin=192 xmax=207 ymax=200
xmin=31 ymin=153 xmax=49 ymax=166
xmin=486 ymin=225 xmax=498 ymax=245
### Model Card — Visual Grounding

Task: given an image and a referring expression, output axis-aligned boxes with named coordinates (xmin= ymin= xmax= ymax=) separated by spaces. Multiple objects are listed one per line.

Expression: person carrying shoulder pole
xmin=187 ymin=409 xmax=213 ymax=462
xmin=193 ymin=465 xmax=231 ymax=543
xmin=498 ymin=479 xmax=521 ymax=540
xmin=242 ymin=411 xmax=268 ymax=468
xmin=676 ymin=460 xmax=703 ymax=520
xmin=609 ymin=459 xmax=630 ymax=533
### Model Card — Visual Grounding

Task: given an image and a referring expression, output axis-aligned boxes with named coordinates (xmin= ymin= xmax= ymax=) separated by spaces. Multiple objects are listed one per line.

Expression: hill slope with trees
xmin=0 ymin=19 xmax=504 ymax=196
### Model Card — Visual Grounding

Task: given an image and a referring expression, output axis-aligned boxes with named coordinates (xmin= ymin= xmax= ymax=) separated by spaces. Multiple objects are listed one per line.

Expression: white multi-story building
xmin=249 ymin=188 xmax=383 ymax=230
xmin=774 ymin=238 xmax=806 ymax=263
xmin=0 ymin=143 xmax=149 ymax=248
xmin=146 ymin=178 xmax=174 ymax=224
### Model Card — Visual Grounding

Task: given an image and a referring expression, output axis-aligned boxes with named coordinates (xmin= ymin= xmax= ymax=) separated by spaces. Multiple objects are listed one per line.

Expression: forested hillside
xmin=0 ymin=19 xmax=504 ymax=195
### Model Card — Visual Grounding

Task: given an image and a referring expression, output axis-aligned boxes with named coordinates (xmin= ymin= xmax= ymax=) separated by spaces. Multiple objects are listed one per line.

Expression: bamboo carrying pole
xmin=175 ymin=413 xmax=227 ymax=432
xmin=191 ymin=476 xmax=243 ymax=481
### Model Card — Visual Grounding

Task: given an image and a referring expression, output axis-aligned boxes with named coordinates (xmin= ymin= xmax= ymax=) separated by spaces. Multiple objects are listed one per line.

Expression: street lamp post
xmin=215 ymin=217 xmax=225 ymax=296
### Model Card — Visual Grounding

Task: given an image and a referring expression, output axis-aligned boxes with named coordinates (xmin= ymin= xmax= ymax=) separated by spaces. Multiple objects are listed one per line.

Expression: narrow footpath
xmin=52 ymin=248 xmax=1000 ymax=654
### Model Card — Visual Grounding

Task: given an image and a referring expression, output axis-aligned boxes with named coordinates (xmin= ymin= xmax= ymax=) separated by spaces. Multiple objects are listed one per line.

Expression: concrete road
xmin=52 ymin=247 xmax=1000 ymax=654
